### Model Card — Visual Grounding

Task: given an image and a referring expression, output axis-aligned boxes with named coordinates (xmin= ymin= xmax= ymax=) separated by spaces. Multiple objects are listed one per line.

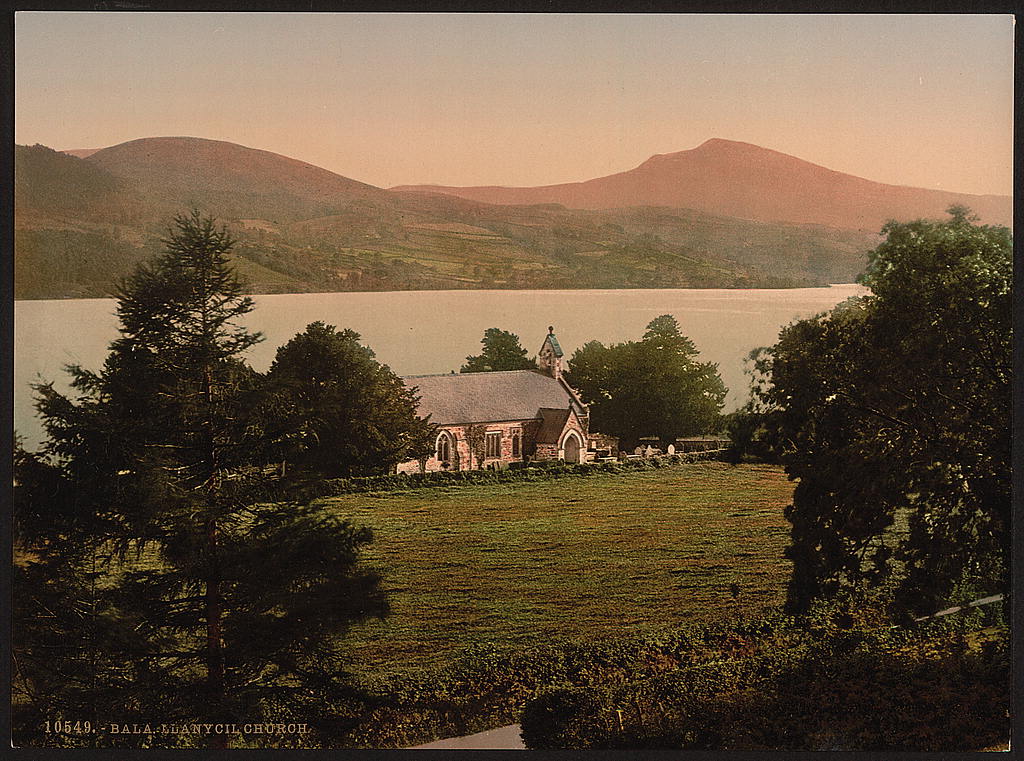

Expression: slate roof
xmin=535 ymin=408 xmax=572 ymax=444
xmin=403 ymin=370 xmax=576 ymax=425
xmin=545 ymin=332 xmax=564 ymax=357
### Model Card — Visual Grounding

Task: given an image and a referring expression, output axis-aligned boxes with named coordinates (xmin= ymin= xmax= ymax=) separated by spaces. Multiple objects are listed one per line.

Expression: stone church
xmin=396 ymin=329 xmax=590 ymax=473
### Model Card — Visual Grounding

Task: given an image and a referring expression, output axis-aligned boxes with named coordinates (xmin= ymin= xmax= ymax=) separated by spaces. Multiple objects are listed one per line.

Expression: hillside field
xmin=15 ymin=141 xmax=878 ymax=298
xmin=325 ymin=462 xmax=796 ymax=678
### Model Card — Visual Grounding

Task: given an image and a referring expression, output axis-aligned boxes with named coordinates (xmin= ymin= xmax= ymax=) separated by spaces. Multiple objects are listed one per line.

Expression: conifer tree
xmin=13 ymin=211 xmax=387 ymax=748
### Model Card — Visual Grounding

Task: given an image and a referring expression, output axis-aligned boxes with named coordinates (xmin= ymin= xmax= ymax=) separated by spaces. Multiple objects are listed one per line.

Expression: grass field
xmin=324 ymin=462 xmax=796 ymax=678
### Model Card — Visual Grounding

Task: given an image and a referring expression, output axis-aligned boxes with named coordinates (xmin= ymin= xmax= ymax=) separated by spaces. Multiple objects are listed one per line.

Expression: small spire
xmin=548 ymin=325 xmax=554 ymax=334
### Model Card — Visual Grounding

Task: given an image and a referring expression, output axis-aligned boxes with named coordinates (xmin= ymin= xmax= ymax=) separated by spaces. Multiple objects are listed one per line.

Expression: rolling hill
xmin=13 ymin=137 xmax=911 ymax=299
xmin=85 ymin=137 xmax=390 ymax=223
xmin=393 ymin=138 xmax=1012 ymax=232
xmin=61 ymin=148 xmax=101 ymax=159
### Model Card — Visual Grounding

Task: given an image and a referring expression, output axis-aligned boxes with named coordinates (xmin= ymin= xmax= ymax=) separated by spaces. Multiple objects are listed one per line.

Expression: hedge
xmin=293 ymin=450 xmax=723 ymax=501
xmin=518 ymin=604 xmax=1009 ymax=751
xmin=308 ymin=613 xmax=800 ymax=748
xmin=321 ymin=597 xmax=1007 ymax=747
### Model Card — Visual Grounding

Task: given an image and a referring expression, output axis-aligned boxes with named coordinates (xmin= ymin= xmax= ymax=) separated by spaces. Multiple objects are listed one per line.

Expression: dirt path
xmin=409 ymin=724 xmax=525 ymax=749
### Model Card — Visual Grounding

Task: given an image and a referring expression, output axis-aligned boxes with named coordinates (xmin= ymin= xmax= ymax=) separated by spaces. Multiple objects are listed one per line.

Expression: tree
xmin=756 ymin=208 xmax=1011 ymax=615
xmin=13 ymin=212 xmax=387 ymax=748
xmin=722 ymin=348 xmax=782 ymax=464
xmin=464 ymin=423 xmax=487 ymax=470
xmin=564 ymin=315 xmax=726 ymax=451
xmin=461 ymin=328 xmax=538 ymax=372
xmin=264 ymin=321 xmax=435 ymax=477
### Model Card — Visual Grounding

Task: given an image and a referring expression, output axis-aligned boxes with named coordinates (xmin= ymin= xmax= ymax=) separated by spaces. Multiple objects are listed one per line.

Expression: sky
xmin=14 ymin=12 xmax=1014 ymax=195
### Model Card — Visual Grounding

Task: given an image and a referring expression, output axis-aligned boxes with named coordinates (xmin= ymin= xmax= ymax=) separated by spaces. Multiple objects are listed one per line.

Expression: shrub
xmin=538 ymin=607 xmax=1009 ymax=750
xmin=520 ymin=687 xmax=610 ymax=749
xmin=290 ymin=451 xmax=722 ymax=500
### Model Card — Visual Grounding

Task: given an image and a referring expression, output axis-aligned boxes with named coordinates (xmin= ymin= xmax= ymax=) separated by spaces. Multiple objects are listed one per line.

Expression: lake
xmin=14 ymin=285 xmax=865 ymax=449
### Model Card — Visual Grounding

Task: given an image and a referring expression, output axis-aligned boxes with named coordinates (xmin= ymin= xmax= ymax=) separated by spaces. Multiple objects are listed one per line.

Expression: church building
xmin=396 ymin=328 xmax=589 ymax=473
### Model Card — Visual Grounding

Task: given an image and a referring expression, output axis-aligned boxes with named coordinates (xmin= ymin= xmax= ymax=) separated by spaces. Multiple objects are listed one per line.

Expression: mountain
xmin=16 ymin=143 xmax=123 ymax=213
xmin=61 ymin=148 xmax=101 ymax=159
xmin=393 ymin=138 xmax=1012 ymax=231
xmin=85 ymin=136 xmax=391 ymax=223
xmin=16 ymin=138 xmax=881 ymax=299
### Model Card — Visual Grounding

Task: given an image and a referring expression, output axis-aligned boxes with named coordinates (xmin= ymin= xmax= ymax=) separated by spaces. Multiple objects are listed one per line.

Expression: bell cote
xmin=538 ymin=326 xmax=564 ymax=380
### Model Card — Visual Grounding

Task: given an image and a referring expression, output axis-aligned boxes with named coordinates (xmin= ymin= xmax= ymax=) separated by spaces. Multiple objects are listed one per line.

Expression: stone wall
xmin=534 ymin=443 xmax=559 ymax=460
xmin=397 ymin=420 xmax=534 ymax=474
xmin=395 ymin=411 xmax=589 ymax=474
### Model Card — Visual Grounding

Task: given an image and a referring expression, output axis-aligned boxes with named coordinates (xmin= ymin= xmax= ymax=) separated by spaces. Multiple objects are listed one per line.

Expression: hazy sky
xmin=15 ymin=12 xmax=1014 ymax=195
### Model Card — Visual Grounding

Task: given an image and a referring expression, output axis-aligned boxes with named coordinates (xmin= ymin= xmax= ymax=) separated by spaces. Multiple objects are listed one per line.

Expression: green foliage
xmin=314 ymin=614 xmax=798 ymax=747
xmin=14 ymin=228 xmax=162 ymax=299
xmin=460 ymin=327 xmax=538 ymax=372
xmin=722 ymin=348 xmax=781 ymax=463
xmin=463 ymin=423 xmax=487 ymax=469
xmin=722 ymin=406 xmax=778 ymax=464
xmin=264 ymin=321 xmax=435 ymax=477
xmin=520 ymin=688 xmax=609 ymax=749
xmin=517 ymin=602 xmax=1008 ymax=751
xmin=14 ymin=143 xmax=122 ymax=213
xmin=566 ymin=315 xmax=727 ymax=450
xmin=296 ymin=449 xmax=723 ymax=499
xmin=755 ymin=208 xmax=1011 ymax=615
xmin=284 ymin=599 xmax=1006 ymax=749
xmin=13 ymin=212 xmax=387 ymax=748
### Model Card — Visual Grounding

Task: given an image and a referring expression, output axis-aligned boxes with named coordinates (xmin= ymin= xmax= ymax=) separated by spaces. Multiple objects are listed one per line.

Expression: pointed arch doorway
xmin=562 ymin=430 xmax=583 ymax=464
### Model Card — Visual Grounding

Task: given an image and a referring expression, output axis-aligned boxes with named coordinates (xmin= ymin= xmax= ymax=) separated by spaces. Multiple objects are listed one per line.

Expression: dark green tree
xmin=722 ymin=348 xmax=782 ymax=464
xmin=464 ymin=423 xmax=487 ymax=470
xmin=757 ymin=208 xmax=1011 ymax=615
xmin=565 ymin=315 xmax=726 ymax=451
xmin=460 ymin=327 xmax=538 ymax=372
xmin=263 ymin=321 xmax=435 ymax=477
xmin=13 ymin=212 xmax=387 ymax=748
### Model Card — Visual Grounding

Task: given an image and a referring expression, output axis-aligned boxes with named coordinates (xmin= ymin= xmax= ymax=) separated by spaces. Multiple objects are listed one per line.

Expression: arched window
xmin=512 ymin=433 xmax=521 ymax=458
xmin=436 ymin=433 xmax=451 ymax=462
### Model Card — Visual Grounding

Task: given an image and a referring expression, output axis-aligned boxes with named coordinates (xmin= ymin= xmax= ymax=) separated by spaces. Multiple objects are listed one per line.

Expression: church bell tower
xmin=538 ymin=326 xmax=564 ymax=380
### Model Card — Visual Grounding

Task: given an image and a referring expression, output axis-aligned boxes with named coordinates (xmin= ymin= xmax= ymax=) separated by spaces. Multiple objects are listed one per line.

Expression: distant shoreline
xmin=13 ymin=282 xmax=862 ymax=303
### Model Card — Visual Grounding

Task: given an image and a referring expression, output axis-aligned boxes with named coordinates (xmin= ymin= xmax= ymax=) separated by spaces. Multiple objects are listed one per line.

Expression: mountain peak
xmin=640 ymin=138 xmax=775 ymax=168
xmin=394 ymin=138 xmax=1011 ymax=230
xmin=694 ymin=137 xmax=762 ymax=151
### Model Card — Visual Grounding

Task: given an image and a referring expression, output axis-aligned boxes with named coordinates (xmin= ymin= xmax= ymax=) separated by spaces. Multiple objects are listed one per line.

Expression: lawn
xmin=322 ymin=461 xmax=796 ymax=678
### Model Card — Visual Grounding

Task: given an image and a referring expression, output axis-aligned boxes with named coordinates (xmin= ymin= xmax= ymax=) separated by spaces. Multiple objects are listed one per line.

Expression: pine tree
xmin=13 ymin=212 xmax=387 ymax=748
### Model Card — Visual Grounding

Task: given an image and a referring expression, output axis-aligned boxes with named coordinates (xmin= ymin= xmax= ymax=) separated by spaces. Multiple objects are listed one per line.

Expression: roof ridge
xmin=401 ymin=368 xmax=586 ymax=427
